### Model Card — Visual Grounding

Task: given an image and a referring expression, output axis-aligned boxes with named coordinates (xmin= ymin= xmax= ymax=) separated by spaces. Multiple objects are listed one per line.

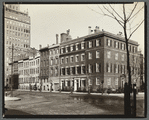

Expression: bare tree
xmin=88 ymin=3 xmax=144 ymax=87
xmin=88 ymin=2 xmax=144 ymax=115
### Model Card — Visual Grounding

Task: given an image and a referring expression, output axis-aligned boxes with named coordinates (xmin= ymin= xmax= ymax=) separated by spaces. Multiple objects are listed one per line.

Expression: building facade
xmin=4 ymin=4 xmax=31 ymax=86
xmin=18 ymin=52 xmax=40 ymax=90
xmin=59 ymin=27 xmax=141 ymax=92
xmin=39 ymin=45 xmax=49 ymax=91
xmin=49 ymin=43 xmax=60 ymax=91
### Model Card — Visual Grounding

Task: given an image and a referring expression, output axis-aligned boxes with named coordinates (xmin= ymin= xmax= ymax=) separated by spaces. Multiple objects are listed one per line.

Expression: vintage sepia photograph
xmin=3 ymin=2 xmax=145 ymax=118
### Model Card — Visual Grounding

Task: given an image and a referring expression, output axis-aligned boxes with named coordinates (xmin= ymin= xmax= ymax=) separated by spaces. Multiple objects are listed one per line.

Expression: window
xmin=96 ymin=51 xmax=100 ymax=58
xmin=55 ymin=58 xmax=58 ymax=64
xmin=96 ymin=39 xmax=101 ymax=46
xmin=114 ymin=64 xmax=119 ymax=73
xmin=107 ymin=51 xmax=111 ymax=58
xmin=61 ymin=47 xmax=64 ymax=53
xmin=70 ymin=56 xmax=74 ymax=63
xmin=121 ymin=43 xmax=125 ymax=50
xmin=76 ymin=55 xmax=79 ymax=62
xmin=134 ymin=57 xmax=137 ymax=63
xmin=81 ymin=42 xmax=85 ymax=49
xmin=81 ymin=54 xmax=85 ymax=61
xmin=121 ymin=65 xmax=125 ymax=74
xmin=96 ymin=78 xmax=100 ymax=85
xmin=107 ymin=39 xmax=112 ymax=46
xmin=70 ymin=45 xmax=73 ymax=51
xmin=50 ymin=59 xmax=53 ymax=65
xmin=66 ymin=57 xmax=68 ymax=63
xmin=115 ymin=53 xmax=118 ymax=60
xmin=121 ymin=54 xmax=124 ymax=61
xmin=89 ymin=79 xmax=92 ymax=85
xmin=76 ymin=43 xmax=79 ymax=50
xmin=89 ymin=41 xmax=92 ymax=48
xmin=114 ymin=41 xmax=119 ymax=48
xmin=66 ymin=46 xmax=68 ymax=53
xmin=61 ymin=58 xmax=64 ymax=64
xmin=107 ymin=78 xmax=111 ymax=85
xmin=88 ymin=52 xmax=92 ymax=59
xmin=81 ymin=65 xmax=85 ymax=74
xmin=88 ymin=64 xmax=93 ymax=73
xmin=115 ymin=78 xmax=118 ymax=85
xmin=96 ymin=63 xmax=101 ymax=72
xmin=106 ymin=63 xmax=112 ymax=73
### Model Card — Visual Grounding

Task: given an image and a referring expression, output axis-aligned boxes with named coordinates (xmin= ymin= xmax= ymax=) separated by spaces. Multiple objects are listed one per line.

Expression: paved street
xmin=4 ymin=91 xmax=144 ymax=117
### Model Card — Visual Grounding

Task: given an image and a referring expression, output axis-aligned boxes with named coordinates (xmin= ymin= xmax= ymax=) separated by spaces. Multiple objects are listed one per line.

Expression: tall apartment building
xmin=59 ymin=27 xmax=141 ymax=92
xmin=4 ymin=4 xmax=31 ymax=86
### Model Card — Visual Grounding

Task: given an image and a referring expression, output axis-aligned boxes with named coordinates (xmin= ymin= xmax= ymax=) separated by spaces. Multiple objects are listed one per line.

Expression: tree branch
xmin=128 ymin=19 xmax=144 ymax=39
xmin=109 ymin=4 xmax=124 ymax=21
xmin=126 ymin=2 xmax=138 ymax=21
xmin=128 ymin=5 xmax=144 ymax=22
xmin=103 ymin=5 xmax=124 ymax=27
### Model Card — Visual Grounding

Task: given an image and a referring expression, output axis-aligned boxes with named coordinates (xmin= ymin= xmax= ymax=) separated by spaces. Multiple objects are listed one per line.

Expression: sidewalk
xmin=5 ymin=96 xmax=21 ymax=101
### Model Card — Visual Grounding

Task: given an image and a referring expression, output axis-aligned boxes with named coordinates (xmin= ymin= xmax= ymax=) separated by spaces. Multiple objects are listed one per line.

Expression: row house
xmin=39 ymin=45 xmax=49 ymax=91
xmin=18 ymin=52 xmax=40 ymax=90
xmin=49 ymin=42 xmax=60 ymax=91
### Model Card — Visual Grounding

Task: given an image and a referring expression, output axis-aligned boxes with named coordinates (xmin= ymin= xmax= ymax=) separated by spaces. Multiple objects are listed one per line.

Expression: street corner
xmin=5 ymin=96 xmax=21 ymax=101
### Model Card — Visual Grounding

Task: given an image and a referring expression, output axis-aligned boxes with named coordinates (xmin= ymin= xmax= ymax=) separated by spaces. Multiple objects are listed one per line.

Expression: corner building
xmin=59 ymin=27 xmax=141 ymax=92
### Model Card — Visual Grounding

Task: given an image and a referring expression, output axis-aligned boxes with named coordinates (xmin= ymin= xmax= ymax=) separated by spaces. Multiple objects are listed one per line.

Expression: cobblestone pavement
xmin=4 ymin=91 xmax=144 ymax=117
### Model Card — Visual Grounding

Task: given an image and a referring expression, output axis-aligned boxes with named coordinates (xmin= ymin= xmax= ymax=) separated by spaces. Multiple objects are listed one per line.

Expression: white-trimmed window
xmin=96 ymin=51 xmax=100 ymax=58
xmin=115 ymin=78 xmax=118 ymax=85
xmin=81 ymin=65 xmax=85 ymax=74
xmin=70 ymin=45 xmax=73 ymax=51
xmin=81 ymin=53 xmax=85 ymax=61
xmin=89 ymin=41 xmax=92 ymax=48
xmin=115 ymin=41 xmax=119 ymax=48
xmin=76 ymin=55 xmax=79 ymax=62
xmin=70 ymin=56 xmax=74 ymax=63
xmin=107 ymin=63 xmax=111 ymax=73
xmin=89 ymin=79 xmax=92 ymax=85
xmin=81 ymin=42 xmax=85 ymax=49
xmin=88 ymin=52 xmax=92 ymax=59
xmin=61 ymin=47 xmax=64 ymax=53
xmin=115 ymin=64 xmax=119 ymax=73
xmin=89 ymin=64 xmax=92 ymax=73
xmin=55 ymin=58 xmax=58 ymax=64
xmin=65 ymin=46 xmax=68 ymax=53
xmin=65 ymin=57 xmax=68 ymax=63
xmin=107 ymin=51 xmax=111 ymax=58
xmin=115 ymin=53 xmax=118 ymax=60
xmin=107 ymin=39 xmax=111 ymax=46
xmin=121 ymin=65 xmax=125 ymax=74
xmin=96 ymin=78 xmax=100 ymax=85
xmin=76 ymin=43 xmax=79 ymax=50
xmin=96 ymin=63 xmax=101 ymax=72
xmin=96 ymin=39 xmax=100 ymax=46
xmin=107 ymin=78 xmax=111 ymax=85
xmin=122 ymin=43 xmax=125 ymax=50
xmin=121 ymin=54 xmax=124 ymax=61
xmin=61 ymin=58 xmax=64 ymax=64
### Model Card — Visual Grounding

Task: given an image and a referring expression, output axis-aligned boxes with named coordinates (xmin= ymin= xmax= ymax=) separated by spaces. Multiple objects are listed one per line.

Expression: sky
xmin=20 ymin=3 xmax=144 ymax=54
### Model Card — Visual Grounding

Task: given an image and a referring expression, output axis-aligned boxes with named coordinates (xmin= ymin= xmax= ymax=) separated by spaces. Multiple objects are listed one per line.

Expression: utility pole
xmin=11 ymin=44 xmax=14 ymax=97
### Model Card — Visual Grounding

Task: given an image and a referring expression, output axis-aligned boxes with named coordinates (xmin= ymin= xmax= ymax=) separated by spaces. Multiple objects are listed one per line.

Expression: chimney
xmin=88 ymin=26 xmax=91 ymax=35
xmin=94 ymin=26 xmax=100 ymax=33
xmin=56 ymin=34 xmax=59 ymax=44
xmin=39 ymin=44 xmax=42 ymax=49
xmin=67 ymin=29 xmax=70 ymax=35
xmin=47 ymin=44 xmax=49 ymax=47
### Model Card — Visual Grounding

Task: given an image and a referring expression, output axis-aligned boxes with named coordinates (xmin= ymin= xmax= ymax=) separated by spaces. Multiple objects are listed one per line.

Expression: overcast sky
xmin=20 ymin=3 xmax=144 ymax=54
